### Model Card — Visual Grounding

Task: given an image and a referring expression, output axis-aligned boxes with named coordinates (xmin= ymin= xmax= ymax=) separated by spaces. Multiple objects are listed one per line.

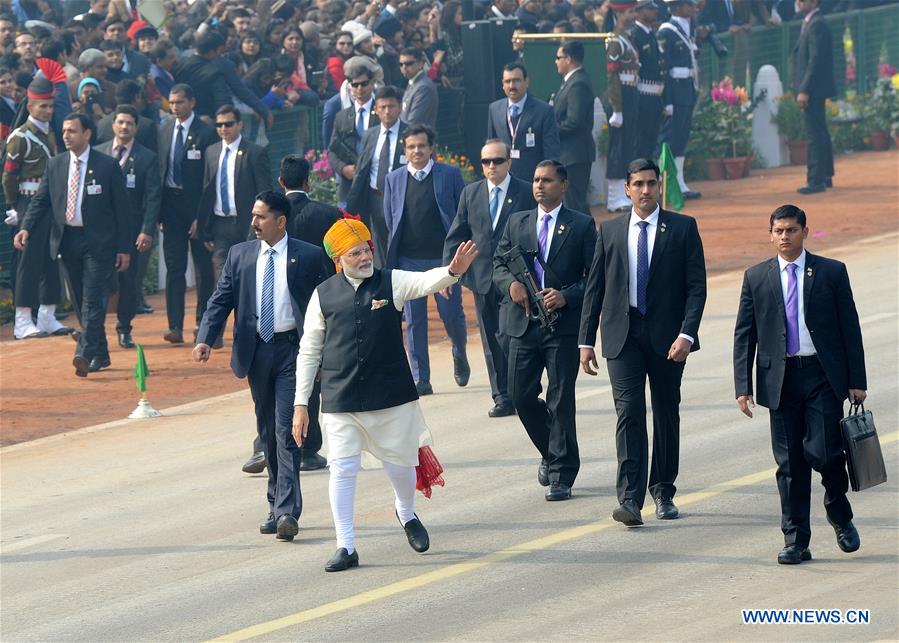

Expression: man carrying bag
xmin=840 ymin=403 xmax=887 ymax=492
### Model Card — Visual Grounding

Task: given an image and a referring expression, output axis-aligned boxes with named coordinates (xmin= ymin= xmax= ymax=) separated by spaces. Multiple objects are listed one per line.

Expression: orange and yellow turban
xmin=323 ymin=216 xmax=373 ymax=271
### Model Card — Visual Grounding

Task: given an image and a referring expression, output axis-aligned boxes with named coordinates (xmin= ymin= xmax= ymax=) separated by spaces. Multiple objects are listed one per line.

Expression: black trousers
xmin=210 ymin=215 xmax=247 ymax=283
xmin=606 ymin=87 xmax=639 ymax=179
xmin=134 ymin=230 xmax=156 ymax=306
xmin=59 ymin=227 xmax=114 ymax=362
xmin=361 ymin=188 xmax=388 ymax=269
xmin=563 ymin=162 xmax=591 ymax=215
xmin=162 ymin=188 xmax=214 ymax=331
xmin=768 ymin=357 xmax=851 ymax=548
xmin=606 ymin=312 xmax=685 ymax=508
xmin=804 ymin=95 xmax=834 ymax=185
xmin=634 ymin=93 xmax=664 ymax=161
xmin=508 ymin=324 xmax=580 ymax=487
xmin=115 ymin=246 xmax=139 ymax=334
xmin=660 ymin=95 xmax=696 ymax=157
xmin=254 ymin=378 xmax=324 ymax=456
xmin=475 ymin=286 xmax=510 ymax=406
xmin=14 ymin=196 xmax=61 ymax=308
xmin=247 ymin=334 xmax=303 ymax=520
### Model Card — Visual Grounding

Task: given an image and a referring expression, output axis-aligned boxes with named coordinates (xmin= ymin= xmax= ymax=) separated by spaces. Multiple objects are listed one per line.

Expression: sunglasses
xmin=349 ymin=80 xmax=371 ymax=88
xmin=555 ymin=54 xmax=568 ymax=60
xmin=215 ymin=120 xmax=237 ymax=128
xmin=481 ymin=157 xmax=508 ymax=166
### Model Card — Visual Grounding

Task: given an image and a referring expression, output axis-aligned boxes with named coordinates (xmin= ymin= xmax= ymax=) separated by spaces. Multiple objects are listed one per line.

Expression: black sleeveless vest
xmin=317 ymin=269 xmax=419 ymax=413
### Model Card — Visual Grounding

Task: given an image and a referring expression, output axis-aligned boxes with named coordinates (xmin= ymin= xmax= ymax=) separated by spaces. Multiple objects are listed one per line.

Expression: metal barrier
xmin=242 ymin=103 xmax=323 ymax=179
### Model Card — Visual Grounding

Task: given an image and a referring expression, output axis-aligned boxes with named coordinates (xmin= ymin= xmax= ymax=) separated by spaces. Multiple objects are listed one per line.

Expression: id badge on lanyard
xmin=508 ymin=111 xmax=521 ymax=159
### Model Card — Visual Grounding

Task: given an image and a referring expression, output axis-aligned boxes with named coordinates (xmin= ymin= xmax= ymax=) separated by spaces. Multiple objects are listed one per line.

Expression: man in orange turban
xmin=322 ymin=216 xmax=374 ymax=271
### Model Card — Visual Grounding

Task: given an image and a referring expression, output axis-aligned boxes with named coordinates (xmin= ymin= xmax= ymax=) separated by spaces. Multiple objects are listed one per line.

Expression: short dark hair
xmin=113 ymin=104 xmax=139 ymax=123
xmin=769 ymin=204 xmax=807 ymax=229
xmin=64 ymin=112 xmax=95 ymax=136
xmin=99 ymin=39 xmax=121 ymax=52
xmin=215 ymin=103 xmax=240 ymax=121
xmin=399 ymin=47 xmax=424 ymax=61
xmin=374 ymin=85 xmax=402 ymax=103
xmin=255 ymin=190 xmax=291 ymax=221
xmin=503 ymin=61 xmax=528 ymax=79
xmin=80 ymin=13 xmax=104 ymax=30
xmin=169 ymin=83 xmax=194 ymax=100
xmin=150 ymin=38 xmax=175 ymax=63
xmin=196 ymin=30 xmax=225 ymax=55
xmin=40 ymin=38 xmax=66 ymax=61
xmin=102 ymin=16 xmax=125 ymax=30
xmin=483 ymin=138 xmax=511 ymax=157
xmin=536 ymin=159 xmax=567 ymax=180
xmin=115 ymin=79 xmax=142 ymax=103
xmin=230 ymin=7 xmax=250 ymax=19
xmin=404 ymin=124 xmax=435 ymax=146
xmin=560 ymin=41 xmax=584 ymax=63
xmin=279 ymin=154 xmax=310 ymax=189
xmin=625 ymin=158 xmax=660 ymax=183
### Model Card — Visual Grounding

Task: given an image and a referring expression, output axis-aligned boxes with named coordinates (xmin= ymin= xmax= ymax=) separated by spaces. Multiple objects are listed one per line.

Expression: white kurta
xmin=295 ymin=266 xmax=460 ymax=468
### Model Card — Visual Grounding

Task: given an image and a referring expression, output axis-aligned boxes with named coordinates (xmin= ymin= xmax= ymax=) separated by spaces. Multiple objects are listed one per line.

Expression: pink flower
xmin=711 ymin=87 xmax=722 ymax=102
xmin=723 ymin=88 xmax=737 ymax=105
xmin=879 ymin=63 xmax=897 ymax=79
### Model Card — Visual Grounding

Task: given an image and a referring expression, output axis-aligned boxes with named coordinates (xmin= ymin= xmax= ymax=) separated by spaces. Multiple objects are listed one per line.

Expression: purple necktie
xmin=785 ymin=263 xmax=800 ymax=355
xmin=534 ymin=212 xmax=552 ymax=287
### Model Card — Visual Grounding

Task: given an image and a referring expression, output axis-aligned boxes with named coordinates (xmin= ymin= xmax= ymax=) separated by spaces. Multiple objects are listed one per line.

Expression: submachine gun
xmin=496 ymin=245 xmax=559 ymax=333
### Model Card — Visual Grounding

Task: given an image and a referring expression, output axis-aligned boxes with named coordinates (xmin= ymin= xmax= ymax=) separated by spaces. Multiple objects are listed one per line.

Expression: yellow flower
xmin=892 ymin=73 xmax=899 ymax=91
xmin=468 ymin=165 xmax=475 ymax=171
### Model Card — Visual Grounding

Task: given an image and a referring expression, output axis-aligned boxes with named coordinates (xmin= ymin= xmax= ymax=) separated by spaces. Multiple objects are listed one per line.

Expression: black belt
xmin=629 ymin=306 xmax=646 ymax=319
xmin=257 ymin=330 xmax=298 ymax=343
xmin=785 ymin=354 xmax=818 ymax=369
xmin=164 ymin=186 xmax=184 ymax=193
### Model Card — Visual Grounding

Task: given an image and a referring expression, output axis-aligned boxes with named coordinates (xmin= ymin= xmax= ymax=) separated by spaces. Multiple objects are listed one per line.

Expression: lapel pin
xmin=660 ymin=223 xmax=667 ymax=232
xmin=291 ymin=258 xmax=296 ymax=263
xmin=806 ymin=267 xmax=812 ymax=277
xmin=238 ymin=150 xmax=243 ymax=156
xmin=558 ymin=224 xmax=565 ymax=233
xmin=507 ymin=198 xmax=512 ymax=204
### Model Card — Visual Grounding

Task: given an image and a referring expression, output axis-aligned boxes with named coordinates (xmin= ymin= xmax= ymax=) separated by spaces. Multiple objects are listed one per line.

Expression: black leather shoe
xmin=49 ymin=325 xmax=75 ymax=336
xmin=136 ymin=301 xmax=154 ymax=314
xmin=545 ymin=482 xmax=571 ymax=501
xmin=118 ymin=332 xmax=135 ymax=348
xmin=488 ymin=403 xmax=515 ymax=418
xmin=276 ymin=515 xmax=299 ymax=541
xmin=300 ymin=452 xmax=328 ymax=471
xmin=777 ymin=545 xmax=812 ymax=564
xmin=654 ymin=496 xmax=679 ymax=520
xmin=797 ymin=182 xmax=826 ymax=194
xmin=88 ymin=356 xmax=112 ymax=372
xmin=453 ymin=354 xmax=470 ymax=387
xmin=71 ymin=329 xmax=81 ymax=343
xmin=415 ymin=380 xmax=433 ymax=396
xmin=242 ymin=451 xmax=266 ymax=474
xmin=537 ymin=459 xmax=549 ymax=487
xmin=682 ymin=189 xmax=702 ymax=199
xmin=612 ymin=500 xmax=643 ymax=526
xmin=825 ymin=177 xmax=833 ymax=188
xmin=828 ymin=517 xmax=860 ymax=553
xmin=163 ymin=329 xmax=184 ymax=344
xmin=260 ymin=512 xmax=276 ymax=534
xmin=73 ymin=355 xmax=90 ymax=377
xmin=325 ymin=547 xmax=359 ymax=572
xmin=397 ymin=512 xmax=430 ymax=552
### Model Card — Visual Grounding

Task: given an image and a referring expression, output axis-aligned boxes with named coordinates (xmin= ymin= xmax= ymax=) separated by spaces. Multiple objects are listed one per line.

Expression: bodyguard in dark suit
xmin=328 ymin=60 xmax=379 ymax=206
xmin=346 ymin=86 xmax=407 ymax=269
xmin=95 ymin=105 xmax=161 ymax=349
xmin=194 ymin=191 xmax=330 ymax=541
xmin=733 ymin=204 xmax=865 ymax=565
xmin=552 ymin=42 xmax=595 ymax=216
xmin=444 ymin=139 xmax=536 ymax=417
xmin=579 ymin=158 xmax=706 ymax=525
xmin=197 ymin=104 xmax=273 ymax=285
xmin=494 ymin=160 xmax=596 ymax=501
xmin=158 ymin=83 xmax=218 ymax=344
xmin=487 ymin=62 xmax=561 ymax=184
xmin=791 ymin=0 xmax=835 ymax=194
xmin=16 ymin=113 xmax=132 ymax=377
xmin=398 ymin=48 xmax=438 ymax=130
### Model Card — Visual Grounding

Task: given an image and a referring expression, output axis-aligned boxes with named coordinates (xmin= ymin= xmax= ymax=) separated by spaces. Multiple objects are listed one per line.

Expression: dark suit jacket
xmin=197 ymin=138 xmax=272 ymax=240
xmin=383 ymin=162 xmax=464 ymax=269
xmin=487 ymin=95 xmax=561 ymax=183
xmin=698 ymin=0 xmax=733 ymax=32
xmin=95 ymin=140 xmax=161 ymax=237
xmin=553 ymin=68 xmax=595 ymax=166
xmin=125 ymin=48 xmax=152 ymax=79
xmin=733 ymin=252 xmax=866 ymax=410
xmin=443 ymin=175 xmax=536 ymax=295
xmin=196 ymin=237 xmax=331 ymax=379
xmin=95 ymin=113 xmax=159 ymax=154
xmin=494 ymin=205 xmax=596 ymax=338
xmin=329 ymin=101 xmax=379 ymax=177
xmin=172 ymin=55 xmax=232 ymax=118
xmin=791 ymin=10 xmax=836 ymax=99
xmin=285 ymin=190 xmax=341 ymax=258
xmin=400 ymin=71 xmax=438 ymax=129
xmin=22 ymin=147 xmax=132 ymax=258
xmin=157 ymin=115 xmax=218 ymax=210
xmin=579 ymin=208 xmax=707 ymax=358
xmin=345 ymin=121 xmax=408 ymax=216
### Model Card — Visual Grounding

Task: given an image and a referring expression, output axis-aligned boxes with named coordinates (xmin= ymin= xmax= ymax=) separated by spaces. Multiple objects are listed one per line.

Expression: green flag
xmin=135 ymin=344 xmax=149 ymax=393
xmin=658 ymin=142 xmax=684 ymax=212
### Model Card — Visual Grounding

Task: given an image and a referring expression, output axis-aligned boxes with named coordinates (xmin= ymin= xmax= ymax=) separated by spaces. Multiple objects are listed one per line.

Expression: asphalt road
xmin=2 ymin=234 xmax=897 ymax=642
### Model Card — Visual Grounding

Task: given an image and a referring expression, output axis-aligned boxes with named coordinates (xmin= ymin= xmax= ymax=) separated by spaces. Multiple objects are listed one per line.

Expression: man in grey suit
xmin=444 ymin=139 xmax=536 ymax=417
xmin=487 ymin=62 xmax=561 ymax=184
xmin=553 ymin=41 xmax=595 ymax=216
xmin=398 ymin=48 xmax=437 ymax=129
xmin=95 ymin=105 xmax=161 ymax=349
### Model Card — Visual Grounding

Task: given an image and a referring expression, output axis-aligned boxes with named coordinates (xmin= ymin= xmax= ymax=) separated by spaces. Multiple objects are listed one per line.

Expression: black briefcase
xmin=840 ymin=403 xmax=887 ymax=492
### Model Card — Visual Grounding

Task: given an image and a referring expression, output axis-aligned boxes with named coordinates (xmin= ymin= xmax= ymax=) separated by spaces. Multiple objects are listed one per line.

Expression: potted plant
xmin=863 ymin=65 xmax=897 ymax=151
xmin=690 ymin=97 xmax=729 ymax=180
xmin=773 ymin=93 xmax=807 ymax=165
xmin=709 ymin=77 xmax=754 ymax=179
xmin=304 ymin=149 xmax=338 ymax=204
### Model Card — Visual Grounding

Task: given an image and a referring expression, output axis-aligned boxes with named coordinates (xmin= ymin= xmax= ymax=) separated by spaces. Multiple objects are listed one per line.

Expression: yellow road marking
xmin=208 ymin=431 xmax=897 ymax=642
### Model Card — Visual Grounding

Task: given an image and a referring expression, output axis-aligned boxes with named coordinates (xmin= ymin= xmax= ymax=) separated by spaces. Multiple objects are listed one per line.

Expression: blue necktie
xmin=489 ymin=186 xmax=500 ymax=225
xmin=259 ymin=248 xmax=275 ymax=342
xmin=636 ymin=221 xmax=649 ymax=315
xmin=172 ymin=123 xmax=184 ymax=186
xmin=509 ymin=104 xmax=520 ymax=121
xmin=219 ymin=146 xmax=231 ymax=215
xmin=355 ymin=107 xmax=365 ymax=154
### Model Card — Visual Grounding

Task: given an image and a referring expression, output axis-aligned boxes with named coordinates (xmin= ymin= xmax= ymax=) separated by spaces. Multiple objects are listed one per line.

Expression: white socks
xmin=607 ymin=179 xmax=630 ymax=211
xmin=37 ymin=304 xmax=65 ymax=334
xmin=675 ymin=156 xmax=692 ymax=193
xmin=328 ymin=455 xmax=419 ymax=552
xmin=14 ymin=307 xmax=42 ymax=339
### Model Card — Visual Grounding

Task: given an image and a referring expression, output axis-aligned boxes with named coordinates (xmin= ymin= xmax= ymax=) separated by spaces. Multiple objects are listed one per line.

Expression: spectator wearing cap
xmin=133 ymin=24 xmax=159 ymax=55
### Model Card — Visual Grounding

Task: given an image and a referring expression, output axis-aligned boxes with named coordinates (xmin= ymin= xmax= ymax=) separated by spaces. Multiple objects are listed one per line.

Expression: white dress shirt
xmin=671 ymin=15 xmax=692 ymax=36
xmin=166 ymin=112 xmax=194 ymax=188
xmin=778 ymin=250 xmax=816 ymax=356
xmin=369 ymin=121 xmax=401 ymax=189
xmin=563 ymin=66 xmax=582 ymax=84
xmin=486 ymin=173 xmax=512 ymax=230
xmin=406 ymin=158 xmax=434 ymax=180
xmin=256 ymin=233 xmax=296 ymax=334
xmin=214 ymin=135 xmax=241 ymax=217
xmin=65 ymin=148 xmax=90 ymax=227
